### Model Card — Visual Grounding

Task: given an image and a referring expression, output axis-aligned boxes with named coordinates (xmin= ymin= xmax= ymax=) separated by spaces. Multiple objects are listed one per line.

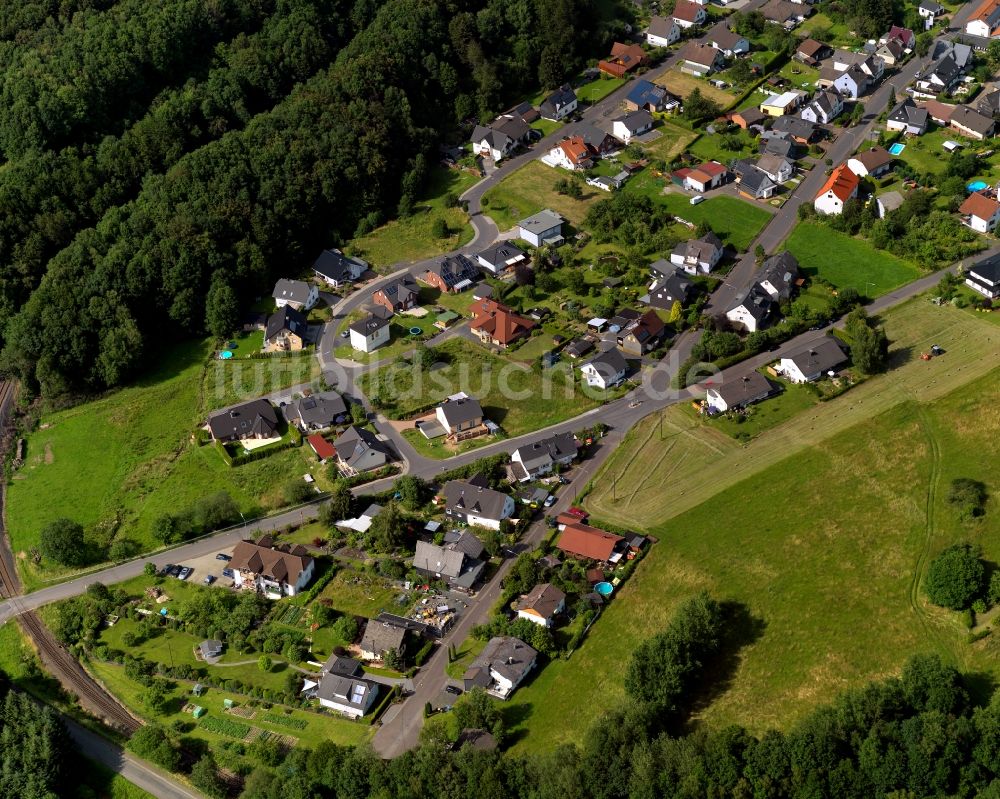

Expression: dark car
xmin=168 ymin=564 xmax=182 ymax=577
xmin=203 ymin=575 xmax=216 ymax=585
xmin=444 ymin=685 xmax=462 ymax=695
xmin=161 ymin=563 xmax=175 ymax=576
xmin=222 ymin=568 xmax=234 ymax=578
xmin=215 ymin=553 xmax=231 ymax=561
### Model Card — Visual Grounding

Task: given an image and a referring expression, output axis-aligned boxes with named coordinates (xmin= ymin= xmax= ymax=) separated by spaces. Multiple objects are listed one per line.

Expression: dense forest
xmin=0 ymin=687 xmax=72 ymax=798
xmin=0 ymin=0 xmax=617 ymax=397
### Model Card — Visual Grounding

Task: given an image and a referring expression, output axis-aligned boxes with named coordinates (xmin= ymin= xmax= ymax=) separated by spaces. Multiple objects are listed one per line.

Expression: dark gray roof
xmin=477 ymin=242 xmax=526 ymax=269
xmin=428 ymin=254 xmax=480 ymax=287
xmin=950 ymin=105 xmax=995 ymax=136
xmin=359 ymin=620 xmax=407 ymax=655
xmin=313 ymin=248 xmax=366 ymax=282
xmin=710 ymin=370 xmax=777 ymax=407
xmin=349 ymin=311 xmax=391 ymax=337
xmin=443 ymin=530 xmax=486 ymax=560
xmin=730 ymin=284 xmax=773 ymax=323
xmin=784 ymin=336 xmax=847 ymax=375
xmin=739 ymin=167 xmax=777 ymax=195
xmin=889 ymin=97 xmax=928 ymax=128
xmin=265 ymin=305 xmax=307 ymax=341
xmin=978 ymin=88 xmax=1000 ymax=117
xmin=437 ymin=397 xmax=484 ymax=427
xmin=511 ymin=432 xmax=577 ymax=471
xmin=333 ymin=425 xmax=389 ymax=469
xmin=576 ymin=122 xmax=616 ymax=149
xmin=920 ymin=52 xmax=961 ymax=84
xmin=464 ymin=636 xmax=537 ymax=686
xmin=272 ymin=278 xmax=313 ymax=306
xmin=672 ymin=232 xmax=723 ymax=263
xmin=413 ymin=540 xmax=465 ymax=579
xmin=443 ymin=478 xmax=512 ymax=521
xmin=414 ymin=535 xmax=486 ymax=587
xmin=612 ymin=109 xmax=654 ymax=134
xmin=645 ymin=269 xmax=694 ymax=308
xmin=378 ymin=275 xmax=419 ymax=306
xmin=199 ymin=640 xmax=224 ymax=659
xmin=757 ymin=252 xmax=799 ymax=299
xmin=539 ymin=84 xmax=577 ymax=119
xmin=518 ymin=209 xmax=564 ymax=234
xmin=323 ymin=654 xmax=363 ymax=678
xmin=208 ymin=399 xmax=278 ymax=441
xmin=772 ymin=115 xmax=815 ymax=140
xmin=584 ymin=347 xmax=628 ymax=379
xmin=970 ymin=252 xmax=1000 ymax=283
xmin=565 ymin=337 xmax=595 ymax=358
xmin=314 ymin=672 xmax=377 ymax=713
xmin=920 ymin=0 xmax=944 ymax=11
xmin=761 ymin=137 xmax=795 ymax=158
xmin=287 ymin=391 xmax=347 ymax=428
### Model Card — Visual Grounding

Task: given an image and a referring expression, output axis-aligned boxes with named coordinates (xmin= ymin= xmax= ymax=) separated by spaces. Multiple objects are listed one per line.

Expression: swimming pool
xmin=968 ymin=180 xmax=989 ymax=192
xmin=594 ymin=581 xmax=614 ymax=597
xmin=888 ymin=142 xmax=906 ymax=156
xmin=220 ymin=350 xmax=233 ymax=359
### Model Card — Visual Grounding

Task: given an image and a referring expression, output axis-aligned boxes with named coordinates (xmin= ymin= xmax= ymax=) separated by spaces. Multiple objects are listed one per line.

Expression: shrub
xmin=947 ymin=478 xmax=988 ymax=520
xmin=924 ymin=543 xmax=985 ymax=610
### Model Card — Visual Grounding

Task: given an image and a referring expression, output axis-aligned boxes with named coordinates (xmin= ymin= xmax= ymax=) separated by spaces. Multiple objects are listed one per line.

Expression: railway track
xmin=0 ymin=380 xmax=140 ymax=734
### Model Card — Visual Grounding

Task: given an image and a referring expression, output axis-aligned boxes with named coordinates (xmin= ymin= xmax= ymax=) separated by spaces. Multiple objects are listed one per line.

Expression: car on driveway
xmin=161 ymin=563 xmax=175 ymax=576
xmin=222 ymin=568 xmax=234 ymax=578
xmin=215 ymin=553 xmax=231 ymax=561
xmin=177 ymin=566 xmax=192 ymax=580
xmin=203 ymin=575 xmax=216 ymax=585
xmin=445 ymin=685 xmax=462 ymax=695
xmin=168 ymin=564 xmax=182 ymax=577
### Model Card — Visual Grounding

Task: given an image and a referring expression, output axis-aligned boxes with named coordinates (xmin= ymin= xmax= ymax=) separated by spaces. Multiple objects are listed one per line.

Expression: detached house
xmin=423 ymin=254 xmax=480 ymax=294
xmin=611 ymin=109 xmax=654 ymax=144
xmin=760 ymin=0 xmax=810 ymax=27
xmin=272 ymin=278 xmax=318 ymax=311
xmin=847 ymin=146 xmax=893 ymax=178
xmin=673 ymin=0 xmax=707 ymax=28
xmin=913 ymin=52 xmax=964 ymax=98
xmin=670 ymin=232 xmax=724 ymax=274
xmin=312 ymin=665 xmax=378 ymax=720
xmin=463 ymin=636 xmax=537 ymax=699
xmin=443 ymin=477 xmax=515 ymax=530
xmin=580 ymin=348 xmax=628 ymax=389
xmin=477 ymin=242 xmax=527 ymax=276
xmin=359 ymin=620 xmax=408 ymax=661
xmin=949 ymin=106 xmax=996 ymax=140
xmin=372 ymin=275 xmax=419 ymax=314
xmin=263 ymin=306 xmax=308 ymax=352
xmin=760 ymin=91 xmax=805 ymax=117
xmin=285 ymin=391 xmax=347 ymax=432
xmin=733 ymin=162 xmax=777 ymax=200
xmin=642 ymin=267 xmax=694 ymax=310
xmin=965 ymin=252 xmax=1000 ymax=298
xmin=510 ymin=432 xmax=577 ymax=482
xmin=469 ymin=298 xmax=536 ymax=348
xmin=756 ymin=252 xmax=800 ymax=301
xmin=887 ymin=98 xmax=928 ymax=135
xmin=678 ymin=41 xmax=725 ymax=76
xmin=208 ymin=399 xmax=279 ymax=443
xmin=599 ymin=42 xmax=647 ymax=77
xmin=705 ymin=370 xmax=778 ymax=412
xmin=814 ymin=164 xmax=859 ymax=215
xmin=755 ymin=154 xmax=794 ymax=184
xmin=539 ymin=84 xmax=578 ymax=121
xmin=625 ymin=79 xmax=681 ymax=113
xmin=230 ymin=536 xmax=315 ymax=598
xmin=312 ymin=248 xmax=367 ymax=287
xmin=678 ymin=160 xmax=728 ymax=193
xmin=959 ymin=191 xmax=1000 ymax=233
xmin=544 ymin=136 xmax=595 ymax=171
xmin=470 ymin=116 xmax=531 ymax=162
xmin=557 ymin=521 xmax=626 ymax=563
xmin=795 ymin=38 xmax=830 ymax=65
xmin=333 ymin=425 xmax=390 ymax=475
xmin=413 ymin=535 xmax=486 ymax=590
xmin=725 ymin=284 xmax=774 ymax=332
xmin=646 ymin=15 xmax=681 ymax=46
xmin=707 ymin=24 xmax=750 ymax=56
xmin=966 ymin=0 xmax=1000 ymax=38
xmin=919 ymin=0 xmax=945 ymax=26
xmin=349 ymin=310 xmax=391 ymax=353
xmin=800 ymin=91 xmax=843 ymax=124
xmin=518 ymin=209 xmax=564 ymax=247
xmin=515 ymin=584 xmax=566 ymax=627
xmin=778 ymin=337 xmax=848 ymax=383
xmin=435 ymin=396 xmax=485 ymax=436
xmin=617 ymin=310 xmax=665 ymax=356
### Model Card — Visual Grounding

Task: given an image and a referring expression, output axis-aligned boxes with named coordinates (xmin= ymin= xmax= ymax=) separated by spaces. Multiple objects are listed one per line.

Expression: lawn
xmin=347 ymin=168 xmax=480 ymax=269
xmin=313 ymin=568 xmax=410 ymax=620
xmin=531 ymin=118 xmax=564 ymax=137
xmin=203 ymin=352 xmax=320 ymax=408
xmin=7 ymin=341 xmax=335 ymax=591
xmin=333 ymin=311 xmax=443 ymax=364
xmin=776 ymin=59 xmax=821 ymax=92
xmin=893 ymin=125 xmax=961 ymax=177
xmin=401 ymin=427 xmax=504 ymax=460
xmin=359 ymin=338 xmax=616 ymax=435
xmin=482 ymin=160 xmax=605 ymax=231
xmin=505 ymin=299 xmax=1000 ymax=752
xmin=694 ymin=377 xmax=820 ymax=440
xmin=655 ymin=68 xmax=736 ymax=107
xmin=784 ymin=222 xmax=923 ymax=296
xmin=797 ymin=12 xmax=858 ymax=46
xmin=640 ymin=119 xmax=698 ymax=161
xmin=688 ymin=129 xmax=759 ymax=165
xmin=575 ymin=76 xmax=627 ymax=104
xmin=445 ymin=636 xmax=486 ymax=680
xmin=653 ymin=191 xmax=772 ymax=251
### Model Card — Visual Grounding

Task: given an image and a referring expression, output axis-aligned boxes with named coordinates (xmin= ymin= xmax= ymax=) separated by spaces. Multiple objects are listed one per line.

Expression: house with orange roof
xmin=556 ymin=522 xmax=626 ymax=563
xmin=543 ymin=136 xmax=595 ymax=171
xmin=229 ymin=536 xmax=315 ymax=598
xmin=966 ymin=0 xmax=1000 ymax=37
xmin=681 ymin=160 xmax=728 ymax=192
xmin=673 ymin=0 xmax=707 ymax=29
xmin=813 ymin=164 xmax=859 ymax=215
xmin=598 ymin=42 xmax=646 ymax=78
xmin=469 ymin=298 xmax=536 ymax=348
xmin=959 ymin=191 xmax=1000 ymax=233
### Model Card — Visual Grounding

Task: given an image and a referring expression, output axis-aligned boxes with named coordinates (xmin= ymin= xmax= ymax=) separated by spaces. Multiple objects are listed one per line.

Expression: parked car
xmin=444 ymin=685 xmax=462 ymax=695
xmin=177 ymin=566 xmax=192 ymax=580
xmin=215 ymin=553 xmax=231 ymax=561
xmin=168 ymin=564 xmax=182 ymax=577
xmin=543 ymin=494 xmax=557 ymax=508
xmin=161 ymin=564 xmax=175 ymax=576
xmin=203 ymin=575 xmax=216 ymax=585
xmin=690 ymin=195 xmax=706 ymax=205
xmin=222 ymin=568 xmax=234 ymax=578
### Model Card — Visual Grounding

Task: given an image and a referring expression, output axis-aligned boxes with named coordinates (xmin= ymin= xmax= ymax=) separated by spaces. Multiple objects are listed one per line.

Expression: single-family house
xmin=263 ymin=306 xmax=308 ymax=352
xmin=646 ymin=15 xmax=681 ymax=46
xmin=599 ymin=42 xmax=647 ymax=77
xmin=705 ymin=370 xmax=778 ymax=411
xmin=312 ymin=248 xmax=367 ymax=287
xmin=199 ymin=640 xmax=224 ymax=660
xmin=576 ymin=122 xmax=619 ymax=155
xmin=800 ymin=91 xmax=843 ymax=124
xmin=960 ymin=191 xmax=1000 ymax=233
xmin=725 ymin=284 xmax=774 ymax=332
xmin=435 ymin=396 xmax=484 ymax=435
xmin=208 ymin=399 xmax=278 ymax=442
xmin=642 ymin=267 xmax=694 ymax=309
xmin=831 ymin=65 xmax=869 ymax=99
xmin=359 ymin=620 xmax=408 ymax=661
xmin=919 ymin=0 xmax=945 ymax=26
xmin=949 ymin=106 xmax=996 ymax=140
xmin=735 ymin=164 xmax=778 ymax=199
xmin=557 ymin=521 xmax=626 ymax=563
xmin=470 ymin=116 xmax=531 ymax=162
xmin=463 ymin=637 xmax=537 ymax=699
xmin=349 ymin=310 xmax=391 ymax=353
xmin=707 ymin=24 xmax=750 ymax=56
xmin=756 ymin=251 xmax=800 ymax=300
xmin=978 ymin=88 xmax=1000 ymax=119
xmin=564 ymin=337 xmax=595 ymax=359
xmin=778 ymin=337 xmax=847 ymax=383
xmin=771 ymin=115 xmax=816 ymax=143
xmin=413 ymin=536 xmax=486 ymax=590
xmin=285 ymin=391 xmax=347 ymax=432
xmin=814 ymin=163 xmax=859 ymax=215
xmin=539 ymin=84 xmax=578 ymax=121
xmin=761 ymin=135 xmax=796 ymax=158
xmin=760 ymin=0 xmax=809 ymax=27
xmin=966 ymin=0 xmax=1000 ymax=37
xmin=670 ymin=232 xmax=724 ymax=273
xmin=510 ymin=432 xmax=577 ymax=482
xmin=876 ymin=37 xmax=906 ymax=66
xmin=887 ymin=98 xmax=929 ymax=135
xmin=617 ymin=310 xmax=665 ymax=356
xmin=876 ymin=190 xmax=905 ymax=217
xmin=755 ymin=153 xmax=795 ymax=184
xmin=884 ymin=24 xmax=915 ymax=48
xmin=313 ymin=671 xmax=378 ymax=719
xmin=443 ymin=477 xmax=515 ymax=530
xmin=230 ymin=536 xmax=315 ymax=597
xmin=372 ymin=274 xmax=419 ymax=314
xmin=544 ymin=136 xmax=595 ymax=170
xmin=673 ymin=0 xmax=707 ymax=28
xmin=423 ymin=254 xmax=480 ymax=294
xmin=611 ymin=109 xmax=654 ymax=144
xmin=272 ymin=278 xmax=318 ymax=311
xmin=477 ymin=242 xmax=527 ymax=275
xmin=731 ymin=107 xmax=766 ymax=129
xmin=515 ymin=584 xmax=566 ymax=627
xmin=469 ymin=298 xmax=536 ymax=348
xmin=333 ymin=425 xmax=390 ymax=475
xmin=681 ymin=160 xmax=728 ymax=192
xmin=965 ymin=252 xmax=1000 ymax=297
xmin=678 ymin=41 xmax=725 ymax=76
xmin=580 ymin=348 xmax=628 ymax=389
xmin=847 ymin=146 xmax=893 ymax=177
xmin=913 ymin=53 xmax=964 ymax=98
xmin=503 ymin=101 xmax=540 ymax=125
xmin=761 ymin=91 xmax=805 ymax=117
xmin=518 ymin=209 xmax=565 ymax=247
xmin=795 ymin=38 xmax=829 ymax=65
xmin=922 ymin=99 xmax=957 ymax=126
xmin=624 ymin=79 xmax=681 ymax=113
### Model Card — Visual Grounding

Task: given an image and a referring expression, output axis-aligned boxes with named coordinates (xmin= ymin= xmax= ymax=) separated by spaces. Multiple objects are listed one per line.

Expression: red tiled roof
xmin=960 ymin=191 xmax=1000 ymax=220
xmin=673 ymin=0 xmax=704 ymax=21
xmin=469 ymin=298 xmax=536 ymax=345
xmin=559 ymin=135 xmax=592 ymax=166
xmin=557 ymin=522 xmax=624 ymax=562
xmin=815 ymin=164 xmax=859 ymax=203
xmin=698 ymin=160 xmax=728 ymax=177
xmin=307 ymin=434 xmax=335 ymax=460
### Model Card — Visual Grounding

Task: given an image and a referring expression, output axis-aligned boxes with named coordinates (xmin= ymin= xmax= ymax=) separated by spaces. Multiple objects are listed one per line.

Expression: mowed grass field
xmin=784 ymin=222 xmax=922 ymax=297
xmin=505 ymin=299 xmax=1000 ymax=751
xmin=482 ymin=160 xmax=605 ymax=230
xmin=641 ymin=120 xmax=698 ymax=161
xmin=656 ymin=68 xmax=736 ymax=107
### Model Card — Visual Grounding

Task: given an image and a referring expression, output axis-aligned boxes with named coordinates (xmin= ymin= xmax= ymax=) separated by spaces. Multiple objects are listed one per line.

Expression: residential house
xmin=564 ymin=337 xmax=595 ymax=359
xmin=503 ymin=101 xmax=539 ymax=125
xmin=312 ymin=248 xmax=367 ymax=287
xmin=557 ymin=521 xmax=626 ymax=563
xmin=679 ymin=160 xmax=728 ymax=192
xmin=922 ymin=99 xmax=957 ymax=126
xmin=642 ymin=267 xmax=694 ymax=309
xmin=599 ymin=42 xmax=647 ymax=77
xmin=705 ymin=370 xmax=778 ymax=412
xmin=313 ymin=671 xmax=378 ymax=720
xmin=544 ymin=136 xmax=595 ymax=171
xmin=469 ymin=298 xmax=536 ymax=348
xmin=778 ymin=337 xmax=848 ymax=383
xmin=734 ymin=163 xmax=778 ymax=199
xmin=678 ymin=41 xmax=725 ymax=76
xmin=307 ymin=434 xmax=336 ymax=461
xmin=463 ymin=636 xmax=537 ymax=699
xmin=349 ymin=310 xmax=391 ymax=353
xmin=443 ymin=477 xmax=515 ymax=530
xmin=372 ymin=274 xmax=419 ymax=314
xmin=756 ymin=251 xmax=799 ymax=301
xmin=800 ymin=91 xmax=843 ymax=124
xmin=821 ymin=64 xmax=868 ymax=99
xmin=359 ymin=620 xmax=408 ymax=661
xmin=949 ymin=106 xmax=996 ymax=140
xmin=673 ymin=0 xmax=707 ymax=28
xmin=646 ymin=15 xmax=681 ymax=46
xmin=539 ymin=84 xmax=578 ymax=121
xmin=707 ymin=24 xmax=750 ymax=56
xmin=965 ymin=252 xmax=1000 ymax=297
xmin=760 ymin=0 xmax=809 ymax=27
xmin=887 ymin=98 xmax=929 ymax=135
xmin=771 ymin=115 xmax=816 ymax=143
xmin=272 ymin=278 xmax=318 ymax=311
xmin=847 ymin=146 xmax=893 ymax=177
xmin=959 ymin=191 xmax=1000 ymax=233
xmin=731 ymin=107 xmax=766 ymax=129
xmin=966 ymin=0 xmax=1000 ymax=37
xmin=761 ymin=135 xmax=796 ymax=158
xmin=617 ymin=310 xmax=665 ymax=356
xmin=760 ymin=91 xmax=805 ymax=117
xmin=913 ymin=52 xmax=964 ymax=98
xmin=333 ymin=425 xmax=390 ymax=474
xmin=284 ymin=391 xmax=348 ymax=432
xmin=413 ymin=536 xmax=486 ymax=590
xmin=576 ymin=121 xmax=619 ymax=154
xmin=208 ymin=399 xmax=278 ymax=442
xmin=230 ymin=536 xmax=315 ymax=598
xmin=435 ymin=396 xmax=485 ymax=436
xmin=919 ymin=0 xmax=945 ymax=27
xmin=814 ymin=163 xmax=859 ymax=215
xmin=624 ymin=79 xmax=681 ymax=113
xmin=876 ymin=190 xmax=905 ymax=217
xmin=670 ymin=232 xmax=724 ymax=273
xmin=263 ymin=306 xmax=308 ymax=352
xmin=795 ymin=38 xmax=830 ymax=65
xmin=477 ymin=242 xmax=527 ymax=275
xmin=518 ymin=209 xmax=565 ymax=247
xmin=876 ymin=37 xmax=905 ymax=66
xmin=882 ymin=24 xmax=915 ymax=48
xmin=978 ymin=88 xmax=1000 ymax=118
xmin=423 ymin=254 xmax=480 ymax=294
xmin=611 ymin=109 xmax=654 ymax=144
xmin=509 ymin=432 xmax=577 ymax=482
xmin=470 ymin=116 xmax=531 ymax=162
xmin=755 ymin=153 xmax=794 ymax=184
xmin=580 ymin=348 xmax=628 ymax=389
xmin=199 ymin=640 xmax=224 ymax=660
xmin=515 ymin=584 xmax=566 ymax=627
xmin=725 ymin=284 xmax=774 ymax=332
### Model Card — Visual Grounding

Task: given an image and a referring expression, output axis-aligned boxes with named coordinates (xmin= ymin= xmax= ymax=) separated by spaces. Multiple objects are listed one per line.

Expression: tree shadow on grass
xmin=965 ymin=670 xmax=997 ymax=708
xmin=886 ymin=344 xmax=914 ymax=370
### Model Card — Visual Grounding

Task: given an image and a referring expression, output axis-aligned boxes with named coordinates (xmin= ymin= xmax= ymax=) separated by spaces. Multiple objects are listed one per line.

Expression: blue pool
xmin=888 ymin=142 xmax=906 ymax=156
xmin=220 ymin=350 xmax=233 ymax=359
xmin=968 ymin=180 xmax=989 ymax=192
xmin=594 ymin=581 xmax=614 ymax=597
